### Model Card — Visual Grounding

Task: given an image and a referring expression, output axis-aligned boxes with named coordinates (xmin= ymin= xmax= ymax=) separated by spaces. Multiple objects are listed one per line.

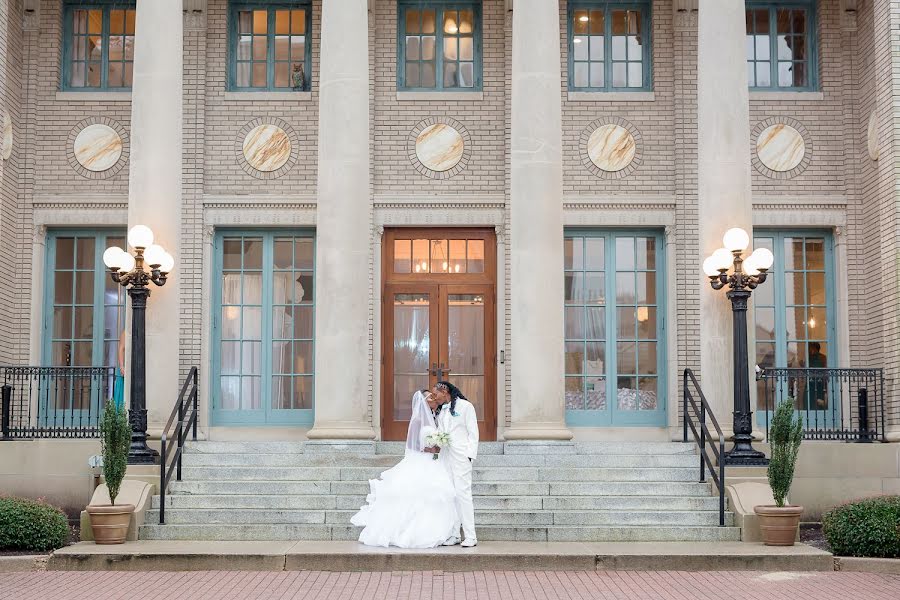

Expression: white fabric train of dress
xmin=350 ymin=392 xmax=459 ymax=548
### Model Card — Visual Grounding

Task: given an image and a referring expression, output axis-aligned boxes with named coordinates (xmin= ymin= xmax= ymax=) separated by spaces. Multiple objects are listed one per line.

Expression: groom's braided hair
xmin=436 ymin=381 xmax=466 ymax=417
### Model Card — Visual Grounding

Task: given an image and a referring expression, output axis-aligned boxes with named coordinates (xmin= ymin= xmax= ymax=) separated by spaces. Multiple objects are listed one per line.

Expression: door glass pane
xmin=448 ymin=294 xmax=485 ymax=419
xmin=393 ymin=293 xmax=430 ymax=421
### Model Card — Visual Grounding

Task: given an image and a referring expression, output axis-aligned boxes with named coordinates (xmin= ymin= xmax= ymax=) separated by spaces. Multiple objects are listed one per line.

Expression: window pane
xmin=573 ymin=10 xmax=589 ymax=35
xmin=394 ymin=239 xmax=412 ymax=273
xmin=239 ymin=11 xmax=252 ymax=34
xmin=460 ymin=37 xmax=474 ymax=61
xmin=591 ymin=10 xmax=605 ymax=34
xmin=110 ymin=10 xmax=125 ymax=35
xmin=467 ymin=240 xmax=485 ymax=273
xmin=590 ymin=63 xmax=604 ymax=88
xmin=573 ymin=62 xmax=588 ymax=87
xmin=274 ymin=62 xmax=290 ymax=88
xmin=459 ymin=9 xmax=473 ymax=33
xmin=421 ymin=62 xmax=436 ymax=87
xmin=627 ymin=63 xmax=642 ymax=88
xmin=421 ymin=36 xmax=435 ymax=60
xmin=422 ymin=9 xmax=436 ymax=33
xmin=444 ymin=10 xmax=458 ymax=34
xmin=444 ymin=63 xmax=458 ymax=87
xmin=88 ymin=10 xmax=102 ymax=34
xmin=564 ymin=238 xmax=583 ymax=270
xmin=253 ymin=10 xmax=267 ymax=34
xmin=612 ymin=62 xmax=627 ymax=87
xmin=275 ymin=36 xmax=289 ymax=61
xmin=573 ymin=37 xmax=588 ymax=61
xmin=444 ymin=38 xmax=458 ymax=61
xmin=585 ymin=238 xmax=604 ymax=270
xmin=406 ymin=9 xmax=420 ymax=34
xmin=291 ymin=9 xmax=306 ymax=34
xmin=612 ymin=35 xmax=626 ymax=60
xmin=565 ymin=306 xmax=584 ymax=339
xmin=585 ymin=307 xmax=605 ymax=339
xmin=275 ymin=10 xmax=290 ymax=35
xmin=407 ymin=36 xmax=420 ymax=60
xmin=406 ymin=62 xmax=420 ymax=87
xmin=566 ymin=377 xmax=585 ymax=410
xmin=756 ymin=62 xmax=771 ymax=87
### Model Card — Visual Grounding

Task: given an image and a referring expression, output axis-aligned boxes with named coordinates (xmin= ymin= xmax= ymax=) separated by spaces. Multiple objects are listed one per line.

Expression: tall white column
xmin=503 ymin=0 xmax=572 ymax=441
xmin=307 ymin=0 xmax=374 ymax=440
xmin=127 ymin=0 xmax=182 ymax=429
xmin=697 ymin=0 xmax=754 ymax=426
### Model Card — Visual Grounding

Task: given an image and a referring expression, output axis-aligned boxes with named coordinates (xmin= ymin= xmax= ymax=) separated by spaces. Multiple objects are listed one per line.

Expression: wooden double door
xmin=382 ymin=229 xmax=497 ymax=441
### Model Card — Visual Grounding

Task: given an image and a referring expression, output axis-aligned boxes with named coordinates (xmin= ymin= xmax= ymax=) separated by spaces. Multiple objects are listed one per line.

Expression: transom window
xmin=398 ymin=1 xmax=482 ymax=91
xmin=392 ymin=237 xmax=485 ymax=274
xmin=212 ymin=232 xmax=315 ymax=426
xmin=229 ymin=2 xmax=312 ymax=91
xmin=568 ymin=2 xmax=652 ymax=92
xmin=564 ymin=231 xmax=666 ymax=427
xmin=746 ymin=1 xmax=817 ymax=90
xmin=62 ymin=2 xmax=136 ymax=90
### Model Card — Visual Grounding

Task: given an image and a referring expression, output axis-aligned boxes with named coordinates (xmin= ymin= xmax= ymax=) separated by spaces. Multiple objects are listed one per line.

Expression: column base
xmin=503 ymin=424 xmax=573 ymax=441
xmin=306 ymin=423 xmax=376 ymax=440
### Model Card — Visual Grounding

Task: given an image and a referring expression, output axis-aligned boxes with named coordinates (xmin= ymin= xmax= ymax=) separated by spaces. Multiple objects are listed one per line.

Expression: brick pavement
xmin=1 ymin=570 xmax=899 ymax=600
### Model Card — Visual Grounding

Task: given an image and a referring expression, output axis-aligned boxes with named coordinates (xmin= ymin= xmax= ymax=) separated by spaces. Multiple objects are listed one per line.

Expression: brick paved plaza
xmin=2 ymin=570 xmax=899 ymax=600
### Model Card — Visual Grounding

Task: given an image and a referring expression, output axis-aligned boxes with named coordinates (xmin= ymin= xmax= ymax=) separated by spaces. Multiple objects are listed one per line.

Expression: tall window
xmin=213 ymin=232 xmax=315 ymax=425
xmin=398 ymin=1 xmax=481 ymax=91
xmin=44 ymin=231 xmax=127 ymax=368
xmin=564 ymin=231 xmax=666 ymax=427
xmin=62 ymin=2 xmax=136 ymax=90
xmin=746 ymin=1 xmax=817 ymax=90
xmin=568 ymin=2 xmax=651 ymax=92
xmin=753 ymin=231 xmax=835 ymax=411
xmin=229 ymin=2 xmax=312 ymax=91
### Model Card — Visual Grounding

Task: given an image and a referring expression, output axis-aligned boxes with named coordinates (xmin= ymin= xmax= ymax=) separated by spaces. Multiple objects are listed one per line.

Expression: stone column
xmin=697 ymin=0 xmax=754 ymax=427
xmin=127 ymin=0 xmax=182 ymax=429
xmin=503 ymin=0 xmax=572 ymax=441
xmin=307 ymin=0 xmax=375 ymax=440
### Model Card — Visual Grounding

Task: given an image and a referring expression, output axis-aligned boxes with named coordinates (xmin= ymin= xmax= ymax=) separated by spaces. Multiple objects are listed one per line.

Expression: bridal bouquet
xmin=424 ymin=432 xmax=451 ymax=460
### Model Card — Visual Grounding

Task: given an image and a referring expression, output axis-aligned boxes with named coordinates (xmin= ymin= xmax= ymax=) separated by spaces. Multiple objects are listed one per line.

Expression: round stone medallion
xmin=868 ymin=111 xmax=879 ymax=161
xmin=415 ymin=123 xmax=464 ymax=172
xmin=243 ymin=124 xmax=291 ymax=172
xmin=587 ymin=124 xmax=636 ymax=172
xmin=756 ymin=124 xmax=805 ymax=172
xmin=1 ymin=111 xmax=11 ymax=161
xmin=73 ymin=124 xmax=123 ymax=172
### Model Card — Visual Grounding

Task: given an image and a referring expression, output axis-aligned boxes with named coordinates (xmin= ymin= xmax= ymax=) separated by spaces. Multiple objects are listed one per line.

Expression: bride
xmin=351 ymin=390 xmax=459 ymax=548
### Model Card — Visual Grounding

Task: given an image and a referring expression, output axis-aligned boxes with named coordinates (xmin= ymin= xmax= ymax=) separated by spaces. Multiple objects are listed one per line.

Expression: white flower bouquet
xmin=424 ymin=432 xmax=451 ymax=460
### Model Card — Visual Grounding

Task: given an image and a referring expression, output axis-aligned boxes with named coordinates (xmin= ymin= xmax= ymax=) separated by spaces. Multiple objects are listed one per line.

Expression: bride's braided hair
xmin=436 ymin=381 xmax=466 ymax=416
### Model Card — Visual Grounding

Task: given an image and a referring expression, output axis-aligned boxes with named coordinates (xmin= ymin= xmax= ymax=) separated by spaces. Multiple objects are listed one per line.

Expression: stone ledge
xmin=223 ymin=91 xmax=312 ymax=101
xmin=834 ymin=556 xmax=900 ymax=575
xmin=567 ymin=91 xmax=656 ymax=102
xmin=0 ymin=555 xmax=48 ymax=573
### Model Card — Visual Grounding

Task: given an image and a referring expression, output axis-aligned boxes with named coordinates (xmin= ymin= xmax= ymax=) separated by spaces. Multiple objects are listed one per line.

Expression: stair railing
xmin=159 ymin=367 xmax=198 ymax=524
xmin=682 ymin=368 xmax=726 ymax=527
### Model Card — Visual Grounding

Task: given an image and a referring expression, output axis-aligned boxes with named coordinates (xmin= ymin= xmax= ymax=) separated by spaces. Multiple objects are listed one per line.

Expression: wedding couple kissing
xmin=351 ymin=381 xmax=480 ymax=548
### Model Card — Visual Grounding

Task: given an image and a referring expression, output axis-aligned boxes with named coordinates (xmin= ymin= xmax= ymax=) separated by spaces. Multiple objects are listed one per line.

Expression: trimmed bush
xmin=768 ymin=397 xmax=803 ymax=507
xmin=822 ymin=496 xmax=900 ymax=558
xmin=0 ymin=496 xmax=69 ymax=552
xmin=100 ymin=398 xmax=130 ymax=505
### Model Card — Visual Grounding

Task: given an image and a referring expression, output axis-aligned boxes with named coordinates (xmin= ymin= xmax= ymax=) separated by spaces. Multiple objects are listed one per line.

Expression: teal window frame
xmin=397 ymin=0 xmax=483 ymax=92
xmin=564 ymin=229 xmax=667 ymax=427
xmin=61 ymin=1 xmax=136 ymax=91
xmin=228 ymin=1 xmax=313 ymax=92
xmin=211 ymin=230 xmax=316 ymax=426
xmin=753 ymin=230 xmax=837 ymax=422
xmin=567 ymin=1 xmax=653 ymax=92
xmin=746 ymin=1 xmax=818 ymax=91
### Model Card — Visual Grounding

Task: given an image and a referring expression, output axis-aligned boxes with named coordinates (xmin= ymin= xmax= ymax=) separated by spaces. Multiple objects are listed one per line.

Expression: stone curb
xmin=833 ymin=557 xmax=900 ymax=575
xmin=0 ymin=555 xmax=49 ymax=572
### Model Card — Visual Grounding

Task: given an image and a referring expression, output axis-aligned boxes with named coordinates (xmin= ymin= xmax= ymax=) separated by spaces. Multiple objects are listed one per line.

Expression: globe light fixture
xmin=104 ymin=225 xmax=174 ymax=464
xmin=723 ymin=227 xmax=750 ymax=252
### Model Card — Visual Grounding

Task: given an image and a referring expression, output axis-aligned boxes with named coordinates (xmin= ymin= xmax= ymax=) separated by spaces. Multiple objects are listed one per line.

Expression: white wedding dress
xmin=351 ymin=391 xmax=459 ymax=548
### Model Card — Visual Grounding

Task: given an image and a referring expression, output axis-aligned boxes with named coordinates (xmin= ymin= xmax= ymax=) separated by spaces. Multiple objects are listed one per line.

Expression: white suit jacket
xmin=437 ymin=398 xmax=479 ymax=460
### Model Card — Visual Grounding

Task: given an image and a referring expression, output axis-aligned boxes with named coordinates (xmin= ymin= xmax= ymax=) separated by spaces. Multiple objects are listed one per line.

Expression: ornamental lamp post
xmin=103 ymin=225 xmax=175 ymax=464
xmin=702 ymin=227 xmax=775 ymax=466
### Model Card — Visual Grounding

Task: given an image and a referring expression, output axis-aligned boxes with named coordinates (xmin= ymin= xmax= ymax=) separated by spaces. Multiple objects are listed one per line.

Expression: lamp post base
xmin=724 ymin=434 xmax=769 ymax=466
xmin=127 ymin=408 xmax=159 ymax=465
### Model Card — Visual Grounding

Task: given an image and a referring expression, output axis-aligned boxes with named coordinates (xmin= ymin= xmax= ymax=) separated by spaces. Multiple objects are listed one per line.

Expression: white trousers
xmin=446 ymin=451 xmax=476 ymax=541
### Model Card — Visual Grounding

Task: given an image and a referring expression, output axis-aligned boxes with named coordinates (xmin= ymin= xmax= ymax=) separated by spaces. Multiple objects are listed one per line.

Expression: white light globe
xmin=128 ymin=225 xmax=154 ymax=249
xmin=711 ymin=247 xmax=734 ymax=271
xmin=103 ymin=246 xmax=125 ymax=268
xmin=144 ymin=244 xmax=167 ymax=267
xmin=722 ymin=227 xmax=750 ymax=252
xmin=159 ymin=252 xmax=175 ymax=274
xmin=702 ymin=256 xmax=721 ymax=277
xmin=752 ymin=247 xmax=775 ymax=270
xmin=743 ymin=254 xmax=760 ymax=276
xmin=114 ymin=251 xmax=136 ymax=273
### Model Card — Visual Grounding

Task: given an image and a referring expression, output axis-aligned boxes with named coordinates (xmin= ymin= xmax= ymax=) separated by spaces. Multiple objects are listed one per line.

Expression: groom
xmin=432 ymin=381 xmax=479 ymax=547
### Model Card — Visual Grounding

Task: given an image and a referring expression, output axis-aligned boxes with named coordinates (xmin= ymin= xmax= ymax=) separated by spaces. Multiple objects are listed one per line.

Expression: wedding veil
xmin=405 ymin=390 xmax=437 ymax=454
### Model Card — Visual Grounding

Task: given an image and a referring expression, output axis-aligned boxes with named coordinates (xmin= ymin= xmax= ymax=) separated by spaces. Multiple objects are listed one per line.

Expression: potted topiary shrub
xmin=754 ymin=397 xmax=804 ymax=546
xmin=85 ymin=398 xmax=134 ymax=544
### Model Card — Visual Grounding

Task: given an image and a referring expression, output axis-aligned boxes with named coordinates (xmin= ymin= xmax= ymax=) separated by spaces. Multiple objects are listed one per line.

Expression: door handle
xmin=439 ymin=363 xmax=451 ymax=377
xmin=431 ymin=362 xmax=439 ymax=377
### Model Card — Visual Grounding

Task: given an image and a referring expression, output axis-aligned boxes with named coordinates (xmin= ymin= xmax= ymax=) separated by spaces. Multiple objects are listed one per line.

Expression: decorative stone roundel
xmin=580 ymin=117 xmax=643 ymax=179
xmin=408 ymin=117 xmax=471 ymax=179
xmin=235 ymin=117 xmax=300 ymax=179
xmin=1 ymin=110 xmax=11 ymax=161
xmin=67 ymin=117 xmax=129 ymax=179
xmin=751 ymin=117 xmax=811 ymax=179
xmin=867 ymin=111 xmax=879 ymax=161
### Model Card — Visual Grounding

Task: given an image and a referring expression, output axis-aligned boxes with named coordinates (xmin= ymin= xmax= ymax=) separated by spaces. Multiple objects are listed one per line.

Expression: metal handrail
xmin=159 ymin=367 xmax=198 ymax=525
xmin=682 ymin=368 xmax=726 ymax=527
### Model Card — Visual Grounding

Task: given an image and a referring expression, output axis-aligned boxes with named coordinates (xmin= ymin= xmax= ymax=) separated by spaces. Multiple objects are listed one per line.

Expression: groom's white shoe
xmin=442 ymin=537 xmax=461 ymax=546
xmin=461 ymin=538 xmax=477 ymax=548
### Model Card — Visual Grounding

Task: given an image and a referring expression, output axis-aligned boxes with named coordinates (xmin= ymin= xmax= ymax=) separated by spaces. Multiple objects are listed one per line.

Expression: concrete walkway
xmin=3 ymin=569 xmax=899 ymax=600
xmin=48 ymin=540 xmax=834 ymax=572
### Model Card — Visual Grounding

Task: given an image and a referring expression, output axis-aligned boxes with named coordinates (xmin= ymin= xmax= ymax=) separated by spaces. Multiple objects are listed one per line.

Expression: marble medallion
xmin=587 ymin=124 xmax=636 ymax=172
xmin=243 ymin=124 xmax=291 ymax=172
xmin=415 ymin=124 xmax=464 ymax=172
xmin=868 ymin=111 xmax=879 ymax=161
xmin=1 ymin=111 xmax=11 ymax=161
xmin=74 ymin=124 xmax=122 ymax=172
xmin=756 ymin=124 xmax=805 ymax=172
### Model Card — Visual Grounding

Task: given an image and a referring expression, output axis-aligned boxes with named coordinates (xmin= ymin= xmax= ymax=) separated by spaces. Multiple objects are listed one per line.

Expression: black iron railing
xmin=757 ymin=368 xmax=885 ymax=442
xmin=682 ymin=368 xmax=726 ymax=527
xmin=158 ymin=367 xmax=199 ymax=525
xmin=1 ymin=366 xmax=117 ymax=439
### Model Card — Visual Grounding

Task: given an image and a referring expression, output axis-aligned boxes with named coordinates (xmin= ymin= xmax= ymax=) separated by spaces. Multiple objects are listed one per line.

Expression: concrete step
xmin=502 ymin=441 xmax=696 ymax=456
xmin=180 ymin=466 xmax=701 ymax=483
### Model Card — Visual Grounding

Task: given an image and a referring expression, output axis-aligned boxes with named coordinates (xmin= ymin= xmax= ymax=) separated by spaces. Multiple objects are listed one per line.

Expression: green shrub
xmin=0 ymin=496 xmax=69 ymax=552
xmin=823 ymin=496 xmax=900 ymax=558
xmin=768 ymin=397 xmax=803 ymax=507
xmin=100 ymin=398 xmax=130 ymax=505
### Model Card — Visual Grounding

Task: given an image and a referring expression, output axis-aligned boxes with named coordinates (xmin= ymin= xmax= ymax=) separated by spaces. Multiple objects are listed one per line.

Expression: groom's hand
xmin=424 ymin=446 xmax=440 ymax=454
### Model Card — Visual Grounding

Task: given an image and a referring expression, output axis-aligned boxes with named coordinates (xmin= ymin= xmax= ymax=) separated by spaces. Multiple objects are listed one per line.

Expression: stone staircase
xmin=141 ymin=440 xmax=741 ymax=542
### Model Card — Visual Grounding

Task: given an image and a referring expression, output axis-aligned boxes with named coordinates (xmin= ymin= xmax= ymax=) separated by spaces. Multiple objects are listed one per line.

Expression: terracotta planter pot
xmin=86 ymin=504 xmax=135 ymax=545
xmin=754 ymin=505 xmax=803 ymax=546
